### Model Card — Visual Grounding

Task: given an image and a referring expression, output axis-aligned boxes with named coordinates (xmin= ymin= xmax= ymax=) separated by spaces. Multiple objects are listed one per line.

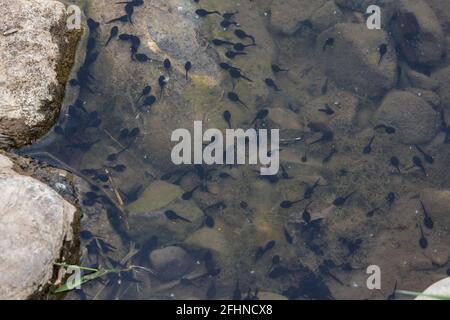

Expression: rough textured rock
xmin=184 ymin=227 xmax=229 ymax=255
xmin=127 ymin=180 xmax=204 ymax=244
xmin=406 ymin=69 xmax=438 ymax=90
xmin=0 ymin=0 xmax=80 ymax=148
xmin=302 ymin=90 xmax=359 ymax=133
xmin=391 ymin=0 xmax=445 ymax=67
xmin=318 ymin=23 xmax=397 ymax=98
xmin=149 ymin=246 xmax=193 ymax=281
xmin=433 ymin=66 xmax=450 ymax=110
xmin=375 ymin=91 xmax=438 ymax=144
xmin=0 ymin=153 xmax=79 ymax=300
xmin=269 ymin=0 xmax=326 ymax=35
xmin=310 ymin=1 xmax=344 ymax=33
xmin=428 ymin=0 xmax=450 ymax=35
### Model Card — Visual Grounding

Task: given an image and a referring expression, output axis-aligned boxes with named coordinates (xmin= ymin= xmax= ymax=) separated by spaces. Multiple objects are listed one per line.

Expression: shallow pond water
xmin=19 ymin=0 xmax=450 ymax=299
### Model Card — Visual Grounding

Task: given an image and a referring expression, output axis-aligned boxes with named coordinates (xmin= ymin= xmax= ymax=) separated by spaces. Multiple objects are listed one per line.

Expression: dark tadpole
xmin=414 ymin=145 xmax=434 ymax=164
xmin=322 ymin=37 xmax=334 ymax=51
xmin=125 ymin=3 xmax=135 ymax=24
xmin=136 ymin=85 xmax=152 ymax=103
xmin=105 ymin=26 xmax=119 ymax=46
xmin=378 ymin=43 xmax=388 ymax=64
xmin=227 ymin=92 xmax=248 ymax=109
xmin=302 ymin=201 xmax=313 ymax=223
xmin=387 ymin=281 xmax=397 ymax=300
xmin=87 ymin=18 xmax=100 ymax=32
xmin=223 ymin=11 xmax=238 ymax=20
xmin=386 ymin=192 xmax=396 ymax=209
xmin=318 ymin=104 xmax=334 ymax=115
xmin=322 ymin=147 xmax=337 ymax=163
xmin=271 ymin=64 xmax=288 ymax=73
xmin=158 ymin=75 xmax=167 ymax=98
xmin=135 ymin=53 xmax=151 ymax=62
xmin=251 ymin=109 xmax=269 ymax=124
xmin=219 ymin=62 xmax=240 ymax=71
xmin=225 ymin=51 xmax=247 ymax=59
xmin=374 ymin=124 xmax=396 ymax=134
xmin=418 ymin=224 xmax=428 ymax=249
xmin=265 ymin=78 xmax=281 ymax=91
xmin=412 ymin=156 xmax=427 ymax=176
xmin=163 ymin=58 xmax=171 ymax=74
xmin=212 ymin=38 xmax=235 ymax=46
xmin=223 ymin=110 xmax=232 ymax=128
xmin=333 ymin=191 xmax=355 ymax=207
xmin=184 ymin=61 xmax=192 ymax=80
xmin=182 ymin=185 xmax=201 ymax=200
xmin=303 ymin=179 xmax=321 ymax=199
xmin=196 ymin=9 xmax=221 ymax=17
xmin=221 ymin=20 xmax=238 ymax=29
xmin=234 ymin=29 xmax=255 ymax=44
xmin=310 ymin=131 xmax=334 ymax=145
xmin=363 ymin=136 xmax=375 ymax=154
xmin=280 ymin=164 xmax=291 ymax=179
xmin=280 ymin=198 xmax=303 ymax=209
xmin=204 ymin=215 xmax=215 ymax=228
xmin=106 ymin=15 xmax=129 ymax=24
xmin=390 ymin=156 xmax=401 ymax=173
xmin=140 ymin=95 xmax=157 ymax=110
xmin=420 ymin=201 xmax=434 ymax=229
xmin=229 ymin=68 xmax=253 ymax=82
xmin=164 ymin=210 xmax=192 ymax=223
xmin=233 ymin=42 xmax=255 ymax=52
xmin=366 ymin=207 xmax=380 ymax=217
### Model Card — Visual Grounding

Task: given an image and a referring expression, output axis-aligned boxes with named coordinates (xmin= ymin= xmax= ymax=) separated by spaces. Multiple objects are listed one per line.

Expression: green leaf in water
xmin=55 ymin=269 xmax=109 ymax=293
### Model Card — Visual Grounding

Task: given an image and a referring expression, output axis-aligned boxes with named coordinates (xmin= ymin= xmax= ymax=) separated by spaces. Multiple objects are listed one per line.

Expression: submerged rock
xmin=149 ymin=246 xmax=193 ymax=281
xmin=184 ymin=227 xmax=229 ymax=255
xmin=428 ymin=0 xmax=450 ymax=34
xmin=269 ymin=0 xmax=326 ymax=35
xmin=310 ymin=1 xmax=345 ymax=33
xmin=0 ymin=153 xmax=80 ymax=299
xmin=375 ymin=90 xmax=438 ymax=144
xmin=127 ymin=180 xmax=204 ymax=245
xmin=318 ymin=23 xmax=397 ymax=98
xmin=433 ymin=66 xmax=450 ymax=110
xmin=0 ymin=0 xmax=81 ymax=148
xmin=391 ymin=0 xmax=445 ymax=67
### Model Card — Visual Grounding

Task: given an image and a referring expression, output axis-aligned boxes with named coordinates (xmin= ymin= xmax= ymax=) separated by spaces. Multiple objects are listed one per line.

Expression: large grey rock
xmin=0 ymin=154 xmax=78 ymax=300
xmin=0 ymin=0 xmax=80 ymax=148
xmin=391 ymin=0 xmax=445 ymax=67
xmin=375 ymin=91 xmax=438 ymax=144
xmin=318 ymin=23 xmax=397 ymax=98
xmin=149 ymin=246 xmax=193 ymax=281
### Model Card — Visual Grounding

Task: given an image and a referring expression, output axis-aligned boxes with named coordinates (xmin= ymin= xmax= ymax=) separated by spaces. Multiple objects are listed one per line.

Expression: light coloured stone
xmin=0 ymin=154 xmax=77 ymax=300
xmin=415 ymin=277 xmax=450 ymax=300
xmin=0 ymin=0 xmax=77 ymax=147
